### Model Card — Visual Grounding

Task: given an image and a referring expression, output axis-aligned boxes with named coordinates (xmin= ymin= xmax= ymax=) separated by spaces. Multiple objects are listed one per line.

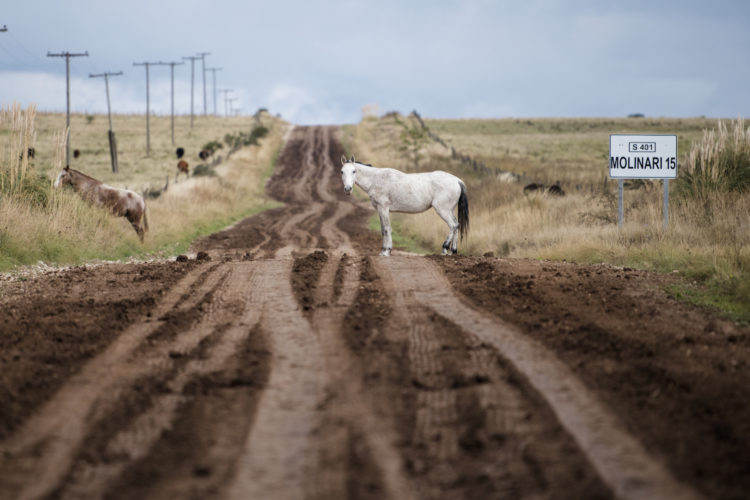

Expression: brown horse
xmin=54 ymin=166 xmax=149 ymax=242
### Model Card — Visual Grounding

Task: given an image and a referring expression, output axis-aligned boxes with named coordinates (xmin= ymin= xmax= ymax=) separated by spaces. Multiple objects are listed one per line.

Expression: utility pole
xmin=47 ymin=50 xmax=89 ymax=166
xmin=89 ymin=71 xmax=123 ymax=173
xmin=219 ymin=89 xmax=233 ymax=117
xmin=207 ymin=67 xmax=222 ymax=116
xmin=133 ymin=61 xmax=159 ymax=155
xmin=227 ymin=97 xmax=238 ymax=117
xmin=197 ymin=52 xmax=210 ymax=116
xmin=156 ymin=61 xmax=184 ymax=145
xmin=182 ymin=55 xmax=200 ymax=128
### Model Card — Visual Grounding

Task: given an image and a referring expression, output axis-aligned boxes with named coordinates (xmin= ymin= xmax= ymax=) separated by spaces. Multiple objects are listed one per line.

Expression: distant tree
xmin=393 ymin=114 xmax=429 ymax=170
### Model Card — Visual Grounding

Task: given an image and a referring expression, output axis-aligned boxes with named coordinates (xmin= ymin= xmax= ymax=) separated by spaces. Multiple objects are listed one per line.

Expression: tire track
xmin=227 ymin=257 xmax=325 ymax=500
xmin=310 ymin=253 xmax=416 ymax=500
xmin=55 ymin=262 xmax=263 ymax=500
xmin=374 ymin=256 xmax=703 ymax=500
xmin=0 ymin=263 xmax=223 ymax=500
xmin=371 ymin=258 xmax=609 ymax=498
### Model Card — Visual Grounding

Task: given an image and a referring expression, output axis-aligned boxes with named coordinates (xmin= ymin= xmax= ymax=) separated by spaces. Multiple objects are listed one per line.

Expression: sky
xmin=1 ymin=0 xmax=749 ymax=124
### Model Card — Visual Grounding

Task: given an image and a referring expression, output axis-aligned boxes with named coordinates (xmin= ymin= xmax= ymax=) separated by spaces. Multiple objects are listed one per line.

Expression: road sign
xmin=609 ymin=134 xmax=677 ymax=229
xmin=609 ymin=134 xmax=677 ymax=179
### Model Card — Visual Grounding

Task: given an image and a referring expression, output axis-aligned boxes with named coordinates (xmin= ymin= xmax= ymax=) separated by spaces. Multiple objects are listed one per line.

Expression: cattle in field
xmin=18 ymin=147 xmax=35 ymax=161
xmin=523 ymin=183 xmax=544 ymax=194
xmin=176 ymin=160 xmax=189 ymax=182
xmin=523 ymin=181 xmax=566 ymax=197
xmin=176 ymin=147 xmax=185 ymax=159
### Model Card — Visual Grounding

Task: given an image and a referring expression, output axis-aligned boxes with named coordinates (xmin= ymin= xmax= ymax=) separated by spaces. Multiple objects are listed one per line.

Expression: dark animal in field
xmin=54 ymin=166 xmax=149 ymax=242
xmin=523 ymin=181 xmax=566 ymax=197
xmin=176 ymin=160 xmax=189 ymax=182
xmin=176 ymin=147 xmax=185 ymax=159
xmin=547 ymin=181 xmax=565 ymax=196
xmin=199 ymin=149 xmax=210 ymax=160
xmin=18 ymin=147 xmax=35 ymax=161
xmin=523 ymin=183 xmax=545 ymax=194
xmin=73 ymin=149 xmax=80 ymax=159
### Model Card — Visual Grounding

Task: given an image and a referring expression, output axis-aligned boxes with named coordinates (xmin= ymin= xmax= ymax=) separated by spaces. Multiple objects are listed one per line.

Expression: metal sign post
xmin=609 ymin=134 xmax=677 ymax=229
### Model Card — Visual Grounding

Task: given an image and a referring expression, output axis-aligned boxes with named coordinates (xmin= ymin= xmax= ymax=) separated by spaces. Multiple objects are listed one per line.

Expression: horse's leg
xmin=126 ymin=211 xmax=145 ymax=243
xmin=433 ymin=204 xmax=459 ymax=255
xmin=377 ymin=205 xmax=392 ymax=256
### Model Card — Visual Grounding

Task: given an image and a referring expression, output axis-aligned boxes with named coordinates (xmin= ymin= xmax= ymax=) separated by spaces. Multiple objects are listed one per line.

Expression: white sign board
xmin=609 ymin=134 xmax=677 ymax=179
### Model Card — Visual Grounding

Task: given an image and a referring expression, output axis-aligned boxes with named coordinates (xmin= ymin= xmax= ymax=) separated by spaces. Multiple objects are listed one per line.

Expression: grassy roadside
xmin=342 ymin=115 xmax=750 ymax=324
xmin=0 ymin=105 xmax=287 ymax=271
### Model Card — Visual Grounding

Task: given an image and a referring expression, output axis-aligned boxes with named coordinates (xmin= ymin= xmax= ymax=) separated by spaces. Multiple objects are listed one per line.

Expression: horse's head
xmin=54 ymin=166 xmax=73 ymax=188
xmin=341 ymin=155 xmax=356 ymax=195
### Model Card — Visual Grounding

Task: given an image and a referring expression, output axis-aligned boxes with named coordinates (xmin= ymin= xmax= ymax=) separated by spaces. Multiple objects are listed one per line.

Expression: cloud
xmin=265 ymin=83 xmax=345 ymax=125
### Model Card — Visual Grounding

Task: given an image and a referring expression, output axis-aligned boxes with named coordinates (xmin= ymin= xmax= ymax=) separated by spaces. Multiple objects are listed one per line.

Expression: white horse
xmin=341 ymin=155 xmax=469 ymax=256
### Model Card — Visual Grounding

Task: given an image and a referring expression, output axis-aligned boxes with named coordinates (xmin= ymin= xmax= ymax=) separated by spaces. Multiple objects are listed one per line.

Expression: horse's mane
xmin=355 ymin=161 xmax=374 ymax=167
xmin=69 ymin=168 xmax=103 ymax=184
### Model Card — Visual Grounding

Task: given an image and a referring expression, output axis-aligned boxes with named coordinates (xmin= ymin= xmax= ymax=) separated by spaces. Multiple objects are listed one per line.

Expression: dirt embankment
xmin=1 ymin=125 xmax=747 ymax=500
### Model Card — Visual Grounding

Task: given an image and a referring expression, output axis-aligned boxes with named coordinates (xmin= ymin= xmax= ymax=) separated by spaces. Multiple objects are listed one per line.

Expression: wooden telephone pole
xmin=207 ymin=67 xmax=222 ymax=116
xmin=155 ymin=61 xmax=184 ymax=145
xmin=219 ymin=89 xmax=234 ymax=118
xmin=197 ymin=52 xmax=210 ymax=116
xmin=182 ymin=55 xmax=200 ymax=128
xmin=133 ymin=61 xmax=160 ymax=155
xmin=47 ymin=50 xmax=89 ymax=166
xmin=89 ymin=71 xmax=123 ymax=172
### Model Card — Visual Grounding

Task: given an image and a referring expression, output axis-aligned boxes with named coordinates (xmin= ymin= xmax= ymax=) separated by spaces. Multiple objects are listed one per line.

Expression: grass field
xmin=1 ymin=104 xmax=286 ymax=270
xmin=342 ymin=114 xmax=750 ymax=323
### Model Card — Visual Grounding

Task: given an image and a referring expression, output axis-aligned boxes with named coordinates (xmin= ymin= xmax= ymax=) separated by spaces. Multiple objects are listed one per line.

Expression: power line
xmin=47 ymin=50 xmax=89 ymax=166
xmin=133 ymin=61 xmax=160 ymax=155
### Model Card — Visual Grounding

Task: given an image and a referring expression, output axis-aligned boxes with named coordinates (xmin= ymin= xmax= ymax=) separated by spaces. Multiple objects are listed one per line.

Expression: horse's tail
xmin=458 ymin=181 xmax=469 ymax=241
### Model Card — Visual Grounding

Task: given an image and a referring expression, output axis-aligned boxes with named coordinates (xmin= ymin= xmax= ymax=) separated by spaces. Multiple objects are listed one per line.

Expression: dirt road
xmin=1 ymin=126 xmax=748 ymax=499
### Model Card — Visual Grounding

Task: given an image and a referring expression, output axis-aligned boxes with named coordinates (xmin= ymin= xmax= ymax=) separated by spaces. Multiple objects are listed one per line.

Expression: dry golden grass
xmin=1 ymin=105 xmax=285 ymax=269
xmin=344 ymin=114 xmax=750 ymax=321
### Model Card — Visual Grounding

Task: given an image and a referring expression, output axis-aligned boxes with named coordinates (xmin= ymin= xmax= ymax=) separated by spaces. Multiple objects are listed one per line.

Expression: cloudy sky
xmin=1 ymin=0 xmax=748 ymax=124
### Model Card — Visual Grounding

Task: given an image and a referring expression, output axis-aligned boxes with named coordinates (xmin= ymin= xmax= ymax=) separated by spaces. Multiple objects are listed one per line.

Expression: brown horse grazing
xmin=54 ymin=166 xmax=149 ymax=242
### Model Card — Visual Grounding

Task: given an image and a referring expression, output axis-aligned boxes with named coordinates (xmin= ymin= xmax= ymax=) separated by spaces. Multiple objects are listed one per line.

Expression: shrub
xmin=676 ymin=118 xmax=750 ymax=202
xmin=250 ymin=125 xmax=269 ymax=141
xmin=202 ymin=140 xmax=223 ymax=154
xmin=192 ymin=163 xmax=217 ymax=177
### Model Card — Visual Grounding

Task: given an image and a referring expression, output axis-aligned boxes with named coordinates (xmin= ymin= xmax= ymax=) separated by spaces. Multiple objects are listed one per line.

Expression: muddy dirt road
xmin=1 ymin=126 xmax=749 ymax=499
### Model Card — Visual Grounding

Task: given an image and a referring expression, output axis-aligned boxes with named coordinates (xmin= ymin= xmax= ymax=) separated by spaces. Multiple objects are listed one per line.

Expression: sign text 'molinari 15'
xmin=609 ymin=134 xmax=677 ymax=179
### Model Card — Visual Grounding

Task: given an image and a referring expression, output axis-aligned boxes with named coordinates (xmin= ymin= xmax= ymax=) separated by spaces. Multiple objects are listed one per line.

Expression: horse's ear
xmin=350 ymin=155 xmax=355 ymax=163
xmin=341 ymin=155 xmax=347 ymax=165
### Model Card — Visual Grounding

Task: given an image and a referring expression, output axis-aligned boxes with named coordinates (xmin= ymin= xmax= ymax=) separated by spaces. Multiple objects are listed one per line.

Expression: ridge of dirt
xmin=0 ymin=260 xmax=199 ymax=440
xmin=433 ymin=255 xmax=750 ymax=500
xmin=104 ymin=324 xmax=271 ymax=500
